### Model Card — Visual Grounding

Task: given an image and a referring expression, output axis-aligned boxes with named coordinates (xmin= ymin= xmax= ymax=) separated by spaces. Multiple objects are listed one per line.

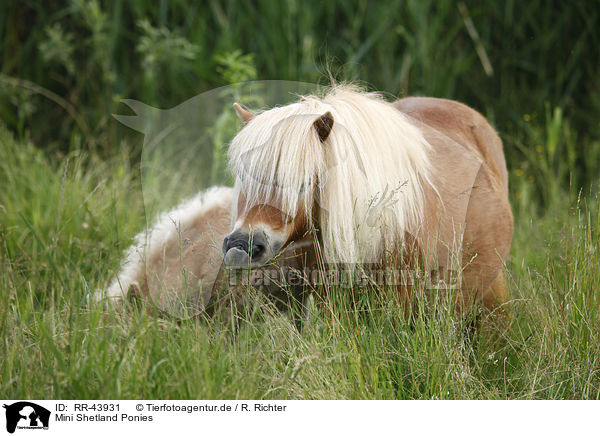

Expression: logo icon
xmin=3 ymin=402 xmax=50 ymax=433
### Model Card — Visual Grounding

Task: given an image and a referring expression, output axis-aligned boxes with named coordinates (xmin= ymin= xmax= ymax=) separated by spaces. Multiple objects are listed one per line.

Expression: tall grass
xmin=1 ymin=124 xmax=599 ymax=399
xmin=1 ymin=0 xmax=599 ymax=400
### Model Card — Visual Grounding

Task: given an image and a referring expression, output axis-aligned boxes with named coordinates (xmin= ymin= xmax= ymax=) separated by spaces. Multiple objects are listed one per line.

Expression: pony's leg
xmin=89 ymin=278 xmax=131 ymax=304
xmin=483 ymin=269 xmax=509 ymax=313
xmin=477 ymin=269 xmax=510 ymax=337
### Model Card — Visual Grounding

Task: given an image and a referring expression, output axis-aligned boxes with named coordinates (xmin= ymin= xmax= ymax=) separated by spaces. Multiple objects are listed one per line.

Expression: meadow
xmin=1 ymin=0 xmax=600 ymax=399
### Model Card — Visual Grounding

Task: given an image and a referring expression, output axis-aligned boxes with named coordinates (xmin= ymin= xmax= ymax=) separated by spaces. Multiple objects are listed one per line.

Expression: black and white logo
xmin=3 ymin=402 xmax=50 ymax=433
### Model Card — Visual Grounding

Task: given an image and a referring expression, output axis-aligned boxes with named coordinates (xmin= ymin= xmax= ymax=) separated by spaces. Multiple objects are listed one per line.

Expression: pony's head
xmin=222 ymin=101 xmax=330 ymax=267
xmin=223 ymin=86 xmax=433 ymax=268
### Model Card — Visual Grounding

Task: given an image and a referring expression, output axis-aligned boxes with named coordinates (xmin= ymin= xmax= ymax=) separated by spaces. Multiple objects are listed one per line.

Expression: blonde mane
xmin=228 ymin=85 xmax=434 ymax=264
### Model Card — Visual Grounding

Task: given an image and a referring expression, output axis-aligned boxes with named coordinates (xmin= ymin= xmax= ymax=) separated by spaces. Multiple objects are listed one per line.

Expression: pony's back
xmin=96 ymin=186 xmax=233 ymax=315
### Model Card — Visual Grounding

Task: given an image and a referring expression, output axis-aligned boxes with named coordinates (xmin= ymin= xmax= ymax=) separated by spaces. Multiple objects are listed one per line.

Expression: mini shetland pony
xmin=96 ymin=186 xmax=312 ymax=318
xmin=96 ymin=186 xmax=233 ymax=316
xmin=224 ymin=85 xmax=513 ymax=315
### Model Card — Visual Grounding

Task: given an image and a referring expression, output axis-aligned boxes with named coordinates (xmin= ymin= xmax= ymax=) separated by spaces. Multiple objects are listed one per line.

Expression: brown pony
xmin=223 ymin=85 xmax=513 ymax=316
xmin=95 ymin=186 xmax=312 ymax=319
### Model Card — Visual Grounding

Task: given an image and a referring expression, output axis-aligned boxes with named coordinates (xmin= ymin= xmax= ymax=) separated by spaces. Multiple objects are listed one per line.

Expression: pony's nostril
xmin=251 ymin=242 xmax=266 ymax=260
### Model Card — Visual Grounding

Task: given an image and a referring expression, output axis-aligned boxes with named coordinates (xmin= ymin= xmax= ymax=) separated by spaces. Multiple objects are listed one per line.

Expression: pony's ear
xmin=233 ymin=103 xmax=254 ymax=124
xmin=313 ymin=111 xmax=334 ymax=143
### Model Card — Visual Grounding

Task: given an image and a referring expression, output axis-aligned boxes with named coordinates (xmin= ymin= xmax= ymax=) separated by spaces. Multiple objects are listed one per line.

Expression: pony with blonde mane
xmin=95 ymin=186 xmax=312 ymax=319
xmin=224 ymin=85 xmax=513 ymax=314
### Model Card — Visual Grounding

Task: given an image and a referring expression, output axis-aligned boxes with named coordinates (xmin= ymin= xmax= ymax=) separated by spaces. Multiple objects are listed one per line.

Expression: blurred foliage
xmin=0 ymin=0 xmax=599 ymax=207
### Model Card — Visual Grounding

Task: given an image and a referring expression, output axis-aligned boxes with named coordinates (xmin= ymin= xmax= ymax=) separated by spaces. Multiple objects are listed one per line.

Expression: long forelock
xmin=229 ymin=103 xmax=327 ymax=224
xmin=228 ymin=85 xmax=434 ymax=264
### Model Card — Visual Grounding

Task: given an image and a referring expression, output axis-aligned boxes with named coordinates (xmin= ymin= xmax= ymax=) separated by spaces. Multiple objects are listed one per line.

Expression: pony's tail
xmin=112 ymin=99 xmax=160 ymax=134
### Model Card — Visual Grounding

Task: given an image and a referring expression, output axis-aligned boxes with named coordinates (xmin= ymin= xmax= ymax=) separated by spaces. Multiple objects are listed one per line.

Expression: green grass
xmin=1 ymin=0 xmax=599 ymax=400
xmin=1 ymin=124 xmax=599 ymax=399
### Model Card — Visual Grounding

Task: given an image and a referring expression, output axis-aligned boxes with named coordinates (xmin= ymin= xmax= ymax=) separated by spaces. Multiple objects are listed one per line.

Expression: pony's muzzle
xmin=222 ymin=230 xmax=268 ymax=267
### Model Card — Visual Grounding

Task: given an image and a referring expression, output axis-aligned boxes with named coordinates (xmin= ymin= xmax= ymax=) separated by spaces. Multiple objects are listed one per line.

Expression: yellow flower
xmin=515 ymin=169 xmax=524 ymax=177
xmin=523 ymin=114 xmax=531 ymax=122
xmin=516 ymin=192 xmax=522 ymax=199
xmin=536 ymin=145 xmax=543 ymax=153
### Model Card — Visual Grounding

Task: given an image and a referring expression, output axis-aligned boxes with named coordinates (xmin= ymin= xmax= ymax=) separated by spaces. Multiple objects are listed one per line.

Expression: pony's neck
xmin=313 ymin=88 xmax=433 ymax=265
